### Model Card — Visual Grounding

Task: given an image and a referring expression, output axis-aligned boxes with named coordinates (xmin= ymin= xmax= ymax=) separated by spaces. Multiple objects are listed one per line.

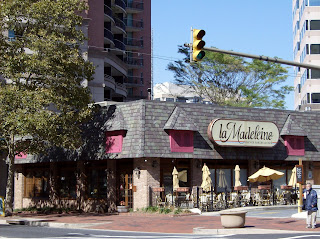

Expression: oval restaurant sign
xmin=207 ymin=119 xmax=280 ymax=148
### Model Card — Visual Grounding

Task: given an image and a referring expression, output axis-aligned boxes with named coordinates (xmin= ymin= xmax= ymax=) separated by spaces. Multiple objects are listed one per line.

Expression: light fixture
xmin=133 ymin=167 xmax=140 ymax=179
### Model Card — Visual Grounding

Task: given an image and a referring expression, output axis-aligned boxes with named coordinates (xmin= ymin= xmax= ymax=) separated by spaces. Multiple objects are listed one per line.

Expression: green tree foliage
xmin=167 ymin=46 xmax=293 ymax=109
xmin=0 ymin=0 xmax=95 ymax=214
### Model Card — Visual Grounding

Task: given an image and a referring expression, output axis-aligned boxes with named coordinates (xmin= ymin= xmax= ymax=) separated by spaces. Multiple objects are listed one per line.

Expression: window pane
xmin=309 ymin=0 xmax=320 ymax=6
xmin=310 ymin=20 xmax=320 ymax=30
xmin=273 ymin=170 xmax=286 ymax=190
xmin=216 ymin=169 xmax=231 ymax=193
xmin=311 ymin=93 xmax=320 ymax=103
xmin=311 ymin=69 xmax=320 ymax=79
xmin=209 ymin=169 xmax=215 ymax=188
xmin=310 ymin=44 xmax=320 ymax=54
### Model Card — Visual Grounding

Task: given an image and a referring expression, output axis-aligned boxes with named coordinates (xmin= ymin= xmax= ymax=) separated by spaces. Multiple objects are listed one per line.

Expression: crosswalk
xmin=0 ymin=233 xmax=235 ymax=239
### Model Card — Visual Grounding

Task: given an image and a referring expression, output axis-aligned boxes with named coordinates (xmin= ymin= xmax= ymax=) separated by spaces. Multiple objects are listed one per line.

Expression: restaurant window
xmin=24 ymin=170 xmax=49 ymax=198
xmin=59 ymin=169 xmax=77 ymax=198
xmin=169 ymin=130 xmax=194 ymax=152
xmin=88 ymin=169 xmax=108 ymax=199
xmin=284 ymin=136 xmax=305 ymax=156
xmin=273 ymin=169 xmax=287 ymax=190
xmin=216 ymin=169 xmax=232 ymax=193
xmin=106 ymin=130 xmax=125 ymax=153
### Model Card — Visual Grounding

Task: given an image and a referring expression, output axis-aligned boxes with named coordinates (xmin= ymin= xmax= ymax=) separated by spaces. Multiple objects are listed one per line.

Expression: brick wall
xmin=133 ymin=158 xmax=160 ymax=210
xmin=13 ymin=169 xmax=23 ymax=209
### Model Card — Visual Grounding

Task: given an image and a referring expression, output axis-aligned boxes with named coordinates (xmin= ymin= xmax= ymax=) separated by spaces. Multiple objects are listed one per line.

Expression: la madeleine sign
xmin=207 ymin=119 xmax=280 ymax=148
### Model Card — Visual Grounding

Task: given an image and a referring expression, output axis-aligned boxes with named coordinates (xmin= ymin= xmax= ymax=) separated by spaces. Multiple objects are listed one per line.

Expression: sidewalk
xmin=2 ymin=206 xmax=319 ymax=235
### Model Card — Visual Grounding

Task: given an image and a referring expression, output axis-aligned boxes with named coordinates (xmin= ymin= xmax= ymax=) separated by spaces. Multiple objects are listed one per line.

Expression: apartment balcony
xmin=104 ymin=74 xmax=116 ymax=91
xmin=124 ymin=76 xmax=144 ymax=86
xmin=125 ymin=37 xmax=143 ymax=50
xmin=113 ymin=17 xmax=126 ymax=35
xmin=104 ymin=4 xmax=114 ymax=22
xmin=104 ymin=51 xmax=128 ymax=76
xmin=104 ymin=28 xmax=114 ymax=45
xmin=126 ymin=57 xmax=143 ymax=68
xmin=114 ymin=39 xmax=126 ymax=51
xmin=113 ymin=0 xmax=126 ymax=14
xmin=126 ymin=0 xmax=143 ymax=13
xmin=115 ymin=82 xmax=128 ymax=97
xmin=125 ymin=19 xmax=143 ymax=32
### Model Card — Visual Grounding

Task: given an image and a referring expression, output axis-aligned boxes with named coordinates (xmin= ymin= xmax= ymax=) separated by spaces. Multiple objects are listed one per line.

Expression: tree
xmin=167 ymin=46 xmax=293 ymax=109
xmin=0 ymin=0 xmax=95 ymax=214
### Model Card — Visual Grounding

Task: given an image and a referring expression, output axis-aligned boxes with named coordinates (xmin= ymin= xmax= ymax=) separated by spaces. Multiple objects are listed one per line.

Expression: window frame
xmin=169 ymin=130 xmax=194 ymax=153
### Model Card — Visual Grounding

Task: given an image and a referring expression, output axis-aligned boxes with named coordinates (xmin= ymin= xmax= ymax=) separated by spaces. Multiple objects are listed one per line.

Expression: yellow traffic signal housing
xmin=192 ymin=29 xmax=206 ymax=61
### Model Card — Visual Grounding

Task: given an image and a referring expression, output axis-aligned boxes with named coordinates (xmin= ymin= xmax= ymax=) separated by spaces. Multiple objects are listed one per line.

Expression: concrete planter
xmin=117 ymin=206 xmax=129 ymax=213
xmin=219 ymin=210 xmax=247 ymax=228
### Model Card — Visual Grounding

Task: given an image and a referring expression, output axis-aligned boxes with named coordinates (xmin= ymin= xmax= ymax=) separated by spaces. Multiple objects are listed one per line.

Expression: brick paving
xmin=11 ymin=212 xmax=320 ymax=234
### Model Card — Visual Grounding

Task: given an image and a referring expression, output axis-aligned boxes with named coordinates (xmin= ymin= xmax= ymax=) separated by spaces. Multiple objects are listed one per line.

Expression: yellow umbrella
xmin=248 ymin=166 xmax=284 ymax=183
xmin=234 ymin=165 xmax=242 ymax=187
xmin=178 ymin=170 xmax=187 ymax=183
xmin=218 ymin=169 xmax=228 ymax=188
xmin=288 ymin=167 xmax=297 ymax=187
xmin=172 ymin=167 xmax=179 ymax=190
xmin=201 ymin=164 xmax=212 ymax=192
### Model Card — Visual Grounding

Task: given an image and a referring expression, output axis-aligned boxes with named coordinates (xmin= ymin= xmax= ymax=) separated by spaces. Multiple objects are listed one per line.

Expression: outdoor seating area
xmin=151 ymin=165 xmax=300 ymax=212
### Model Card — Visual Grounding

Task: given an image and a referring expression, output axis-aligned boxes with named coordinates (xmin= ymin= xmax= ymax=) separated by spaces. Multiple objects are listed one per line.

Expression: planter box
xmin=117 ymin=206 xmax=129 ymax=213
xmin=258 ymin=185 xmax=271 ymax=190
xmin=220 ymin=210 xmax=247 ymax=228
xmin=234 ymin=186 xmax=248 ymax=191
xmin=175 ymin=187 xmax=189 ymax=192
xmin=281 ymin=185 xmax=293 ymax=190
xmin=152 ymin=187 xmax=165 ymax=192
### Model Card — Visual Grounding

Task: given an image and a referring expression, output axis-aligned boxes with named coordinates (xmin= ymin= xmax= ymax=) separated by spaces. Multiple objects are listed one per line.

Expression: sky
xmin=151 ymin=0 xmax=295 ymax=109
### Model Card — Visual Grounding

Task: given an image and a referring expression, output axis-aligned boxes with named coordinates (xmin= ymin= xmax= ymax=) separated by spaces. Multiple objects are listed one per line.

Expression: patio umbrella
xmin=288 ymin=166 xmax=297 ymax=187
xmin=234 ymin=165 xmax=242 ymax=187
xmin=218 ymin=169 xmax=228 ymax=188
xmin=201 ymin=164 xmax=212 ymax=192
xmin=248 ymin=166 xmax=284 ymax=183
xmin=178 ymin=170 xmax=187 ymax=183
xmin=172 ymin=167 xmax=179 ymax=190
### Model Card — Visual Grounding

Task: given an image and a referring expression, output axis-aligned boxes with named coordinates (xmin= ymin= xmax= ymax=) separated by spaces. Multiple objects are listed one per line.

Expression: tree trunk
xmin=5 ymin=138 xmax=15 ymax=216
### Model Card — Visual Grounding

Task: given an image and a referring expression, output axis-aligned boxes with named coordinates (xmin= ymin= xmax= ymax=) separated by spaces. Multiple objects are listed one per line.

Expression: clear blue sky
xmin=151 ymin=0 xmax=294 ymax=109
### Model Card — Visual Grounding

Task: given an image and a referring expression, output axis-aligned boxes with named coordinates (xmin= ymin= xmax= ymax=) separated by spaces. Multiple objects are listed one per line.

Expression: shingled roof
xmin=163 ymin=106 xmax=198 ymax=131
xmin=280 ymin=114 xmax=307 ymax=136
xmin=104 ymin=105 xmax=127 ymax=131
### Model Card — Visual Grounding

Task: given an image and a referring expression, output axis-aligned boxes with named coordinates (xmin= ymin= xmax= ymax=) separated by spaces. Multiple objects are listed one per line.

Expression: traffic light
xmin=192 ymin=29 xmax=206 ymax=62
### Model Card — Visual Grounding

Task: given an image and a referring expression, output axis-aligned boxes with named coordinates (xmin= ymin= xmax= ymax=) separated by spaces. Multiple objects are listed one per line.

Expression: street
xmin=1 ymin=224 xmax=320 ymax=239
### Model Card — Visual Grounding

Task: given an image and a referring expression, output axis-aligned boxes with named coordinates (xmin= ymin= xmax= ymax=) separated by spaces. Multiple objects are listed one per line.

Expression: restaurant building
xmin=13 ymin=100 xmax=320 ymax=212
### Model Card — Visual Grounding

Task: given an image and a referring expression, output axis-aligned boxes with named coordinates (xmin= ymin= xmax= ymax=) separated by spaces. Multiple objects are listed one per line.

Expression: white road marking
xmin=279 ymin=235 xmax=320 ymax=239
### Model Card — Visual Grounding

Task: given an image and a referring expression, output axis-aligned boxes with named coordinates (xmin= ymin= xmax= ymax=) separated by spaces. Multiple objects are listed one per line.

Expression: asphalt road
xmin=0 ymin=225 xmax=320 ymax=239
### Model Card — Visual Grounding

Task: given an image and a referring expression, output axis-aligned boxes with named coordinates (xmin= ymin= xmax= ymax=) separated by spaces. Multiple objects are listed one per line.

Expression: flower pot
xmin=117 ymin=205 xmax=129 ymax=213
xmin=219 ymin=210 xmax=247 ymax=228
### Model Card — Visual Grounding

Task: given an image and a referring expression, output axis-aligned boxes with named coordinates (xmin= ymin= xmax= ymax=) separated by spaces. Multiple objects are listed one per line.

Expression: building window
xmin=88 ymin=168 xmax=108 ymax=199
xmin=311 ymin=93 xmax=320 ymax=103
xmin=106 ymin=130 xmax=125 ymax=153
xmin=24 ymin=170 xmax=49 ymax=198
xmin=166 ymin=98 xmax=174 ymax=102
xmin=284 ymin=136 xmax=305 ymax=156
xmin=311 ymin=69 xmax=320 ymax=79
xmin=310 ymin=44 xmax=320 ymax=54
xmin=310 ymin=20 xmax=320 ymax=30
xmin=309 ymin=0 xmax=320 ymax=6
xmin=59 ymin=169 xmax=77 ymax=198
xmin=169 ymin=130 xmax=194 ymax=152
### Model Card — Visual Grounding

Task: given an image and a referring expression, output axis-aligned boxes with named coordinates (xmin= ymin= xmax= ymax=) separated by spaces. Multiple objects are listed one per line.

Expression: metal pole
xmin=298 ymin=158 xmax=303 ymax=213
xmin=190 ymin=27 xmax=193 ymax=63
xmin=202 ymin=47 xmax=320 ymax=71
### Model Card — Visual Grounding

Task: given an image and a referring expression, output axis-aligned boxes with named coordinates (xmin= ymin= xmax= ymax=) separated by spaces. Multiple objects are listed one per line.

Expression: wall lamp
xmin=133 ymin=167 xmax=140 ymax=179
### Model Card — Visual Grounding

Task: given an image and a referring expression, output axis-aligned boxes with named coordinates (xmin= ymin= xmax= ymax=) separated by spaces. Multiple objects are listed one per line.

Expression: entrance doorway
xmin=116 ymin=159 xmax=133 ymax=208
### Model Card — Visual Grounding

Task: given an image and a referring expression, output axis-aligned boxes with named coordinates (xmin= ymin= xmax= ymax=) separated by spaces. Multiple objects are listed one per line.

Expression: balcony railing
xmin=115 ymin=0 xmax=126 ymax=11
xmin=125 ymin=19 xmax=143 ymax=29
xmin=114 ymin=17 xmax=126 ymax=32
xmin=104 ymin=4 xmax=112 ymax=17
xmin=125 ymin=38 xmax=143 ymax=48
xmin=125 ymin=76 xmax=144 ymax=85
xmin=104 ymin=28 xmax=114 ymax=42
xmin=114 ymin=39 xmax=126 ymax=50
xmin=126 ymin=0 xmax=144 ymax=10
xmin=126 ymin=57 xmax=144 ymax=66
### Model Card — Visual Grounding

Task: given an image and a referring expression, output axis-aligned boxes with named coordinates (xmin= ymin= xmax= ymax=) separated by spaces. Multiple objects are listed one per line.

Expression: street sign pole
xmin=296 ymin=159 xmax=304 ymax=213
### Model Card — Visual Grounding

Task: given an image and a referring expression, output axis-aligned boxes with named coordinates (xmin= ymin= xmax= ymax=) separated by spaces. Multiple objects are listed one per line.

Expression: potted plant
xmin=117 ymin=201 xmax=129 ymax=213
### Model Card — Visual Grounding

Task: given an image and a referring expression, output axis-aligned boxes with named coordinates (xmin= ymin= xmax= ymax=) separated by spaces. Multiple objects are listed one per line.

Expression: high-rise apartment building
xmin=85 ymin=0 xmax=151 ymax=102
xmin=293 ymin=0 xmax=320 ymax=111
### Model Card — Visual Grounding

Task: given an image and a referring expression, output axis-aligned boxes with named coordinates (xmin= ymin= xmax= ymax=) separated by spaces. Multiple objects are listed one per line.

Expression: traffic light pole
xmin=202 ymin=46 xmax=320 ymax=71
